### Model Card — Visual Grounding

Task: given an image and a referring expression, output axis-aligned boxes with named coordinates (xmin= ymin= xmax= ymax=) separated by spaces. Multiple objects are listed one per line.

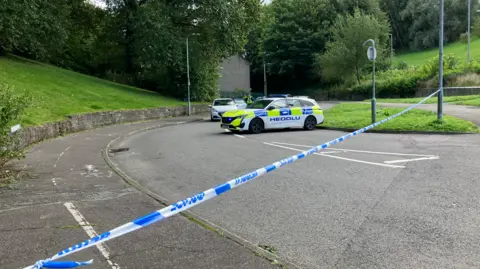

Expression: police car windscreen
xmin=214 ymin=99 xmax=235 ymax=106
xmin=247 ymin=99 xmax=272 ymax=109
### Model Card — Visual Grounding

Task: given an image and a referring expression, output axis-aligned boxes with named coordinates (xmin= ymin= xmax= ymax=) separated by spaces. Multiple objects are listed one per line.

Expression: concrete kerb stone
xmin=102 ymin=122 xmax=301 ymax=269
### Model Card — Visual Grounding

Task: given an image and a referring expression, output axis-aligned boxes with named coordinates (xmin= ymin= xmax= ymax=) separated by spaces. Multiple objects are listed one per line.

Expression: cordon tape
xmin=23 ymin=89 xmax=441 ymax=269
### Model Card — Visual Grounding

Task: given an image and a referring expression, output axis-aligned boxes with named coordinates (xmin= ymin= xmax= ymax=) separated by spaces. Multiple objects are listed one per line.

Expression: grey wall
xmin=19 ymin=105 xmax=210 ymax=148
xmin=218 ymin=54 xmax=251 ymax=97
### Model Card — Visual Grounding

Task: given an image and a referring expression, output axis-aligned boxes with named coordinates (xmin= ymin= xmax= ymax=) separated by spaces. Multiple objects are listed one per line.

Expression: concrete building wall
xmin=218 ymin=54 xmax=251 ymax=97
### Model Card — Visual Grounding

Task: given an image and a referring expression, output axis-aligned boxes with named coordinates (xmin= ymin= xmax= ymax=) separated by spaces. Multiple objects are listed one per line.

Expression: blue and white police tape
xmin=24 ymin=89 xmax=441 ymax=269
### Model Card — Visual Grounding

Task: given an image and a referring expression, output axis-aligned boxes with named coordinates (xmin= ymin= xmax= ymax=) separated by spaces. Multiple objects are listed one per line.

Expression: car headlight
xmin=212 ymin=108 xmax=218 ymax=113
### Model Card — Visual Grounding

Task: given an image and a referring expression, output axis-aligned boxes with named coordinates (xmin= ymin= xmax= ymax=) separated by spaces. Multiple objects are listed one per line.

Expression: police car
xmin=220 ymin=96 xmax=324 ymax=134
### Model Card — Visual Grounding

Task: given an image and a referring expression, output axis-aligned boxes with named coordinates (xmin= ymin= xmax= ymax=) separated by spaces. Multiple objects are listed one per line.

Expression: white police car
xmin=220 ymin=96 xmax=324 ymax=133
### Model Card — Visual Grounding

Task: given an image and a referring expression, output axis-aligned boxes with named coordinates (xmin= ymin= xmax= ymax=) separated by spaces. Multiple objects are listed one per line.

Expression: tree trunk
xmin=124 ymin=0 xmax=138 ymax=77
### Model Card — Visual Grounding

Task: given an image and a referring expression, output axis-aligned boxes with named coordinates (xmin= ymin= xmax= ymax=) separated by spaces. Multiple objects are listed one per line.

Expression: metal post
xmin=186 ymin=36 xmax=191 ymax=116
xmin=372 ymin=56 xmax=376 ymax=124
xmin=468 ymin=0 xmax=471 ymax=62
xmin=363 ymin=39 xmax=376 ymax=124
xmin=438 ymin=0 xmax=444 ymax=120
xmin=263 ymin=61 xmax=267 ymax=96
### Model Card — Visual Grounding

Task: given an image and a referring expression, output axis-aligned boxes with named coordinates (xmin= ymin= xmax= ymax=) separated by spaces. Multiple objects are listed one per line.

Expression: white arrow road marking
xmin=384 ymin=156 xmax=440 ymax=164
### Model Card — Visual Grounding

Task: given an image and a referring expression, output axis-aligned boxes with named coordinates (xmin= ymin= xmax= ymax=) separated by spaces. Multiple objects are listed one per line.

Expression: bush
xmin=0 ymin=85 xmax=31 ymax=167
xmin=459 ymin=32 xmax=469 ymax=44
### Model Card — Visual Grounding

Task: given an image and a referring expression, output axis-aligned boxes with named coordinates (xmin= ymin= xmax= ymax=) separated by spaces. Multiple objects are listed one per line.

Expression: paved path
xmin=0 ymin=116 xmax=279 ymax=269
xmin=374 ymin=102 xmax=480 ymax=126
xmin=109 ymin=120 xmax=480 ymax=269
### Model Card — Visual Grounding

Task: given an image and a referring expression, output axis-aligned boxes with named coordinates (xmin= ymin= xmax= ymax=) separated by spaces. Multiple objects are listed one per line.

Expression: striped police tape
xmin=24 ymin=89 xmax=441 ymax=269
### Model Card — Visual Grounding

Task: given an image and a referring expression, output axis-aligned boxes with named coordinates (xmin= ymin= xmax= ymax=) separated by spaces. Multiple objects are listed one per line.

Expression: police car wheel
xmin=249 ymin=118 xmax=264 ymax=134
xmin=304 ymin=116 xmax=317 ymax=130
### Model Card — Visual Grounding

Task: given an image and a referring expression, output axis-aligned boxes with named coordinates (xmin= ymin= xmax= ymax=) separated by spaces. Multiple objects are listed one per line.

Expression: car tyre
xmin=249 ymin=118 xmax=264 ymax=134
xmin=304 ymin=116 xmax=317 ymax=130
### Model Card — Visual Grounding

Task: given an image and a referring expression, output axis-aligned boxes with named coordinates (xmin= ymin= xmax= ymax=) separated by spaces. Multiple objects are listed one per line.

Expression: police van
xmin=220 ymin=96 xmax=324 ymax=134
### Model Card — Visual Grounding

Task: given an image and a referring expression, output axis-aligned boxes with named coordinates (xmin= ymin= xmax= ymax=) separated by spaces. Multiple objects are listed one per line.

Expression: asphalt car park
xmin=109 ymin=120 xmax=480 ymax=269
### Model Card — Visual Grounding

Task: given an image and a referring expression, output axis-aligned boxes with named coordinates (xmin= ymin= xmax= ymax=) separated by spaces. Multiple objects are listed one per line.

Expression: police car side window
xmin=269 ymin=100 xmax=287 ymax=109
xmin=287 ymin=99 xmax=302 ymax=107
xmin=299 ymin=99 xmax=314 ymax=107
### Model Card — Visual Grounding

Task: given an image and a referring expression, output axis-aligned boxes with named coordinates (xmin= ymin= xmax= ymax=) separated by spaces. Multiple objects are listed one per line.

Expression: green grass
xmin=322 ymin=103 xmax=479 ymax=133
xmin=371 ymin=95 xmax=480 ymax=106
xmin=0 ymin=55 xmax=190 ymax=125
xmin=394 ymin=37 xmax=480 ymax=67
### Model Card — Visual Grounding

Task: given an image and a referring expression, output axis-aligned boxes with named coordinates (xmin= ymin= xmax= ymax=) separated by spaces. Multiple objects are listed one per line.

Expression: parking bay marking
xmin=224 ymin=129 xmax=245 ymax=138
xmin=270 ymin=141 xmax=440 ymax=164
xmin=64 ymin=202 xmax=120 ymax=269
xmin=263 ymin=142 xmax=405 ymax=169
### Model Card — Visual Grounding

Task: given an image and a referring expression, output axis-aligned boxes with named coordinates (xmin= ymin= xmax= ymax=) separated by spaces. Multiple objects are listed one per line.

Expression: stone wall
xmin=415 ymin=87 xmax=480 ymax=97
xmin=19 ymin=104 xmax=209 ymax=148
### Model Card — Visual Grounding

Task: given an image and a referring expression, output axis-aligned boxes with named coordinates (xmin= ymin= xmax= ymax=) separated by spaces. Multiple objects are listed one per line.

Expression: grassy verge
xmin=370 ymin=95 xmax=480 ymax=106
xmin=0 ymin=55 xmax=194 ymax=126
xmin=394 ymin=37 xmax=480 ymax=66
xmin=321 ymin=104 xmax=479 ymax=133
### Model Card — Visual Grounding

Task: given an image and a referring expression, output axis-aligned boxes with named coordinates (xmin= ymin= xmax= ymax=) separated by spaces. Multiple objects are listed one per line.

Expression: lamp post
xmin=468 ymin=0 xmax=471 ymax=62
xmin=438 ymin=0 xmax=444 ymax=120
xmin=186 ymin=33 xmax=200 ymax=116
xmin=363 ymin=39 xmax=377 ymax=124
xmin=263 ymin=60 xmax=268 ymax=97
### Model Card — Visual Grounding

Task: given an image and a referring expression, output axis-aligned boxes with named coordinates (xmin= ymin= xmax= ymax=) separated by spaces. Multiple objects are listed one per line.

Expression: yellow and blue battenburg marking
xmin=24 ymin=89 xmax=441 ymax=269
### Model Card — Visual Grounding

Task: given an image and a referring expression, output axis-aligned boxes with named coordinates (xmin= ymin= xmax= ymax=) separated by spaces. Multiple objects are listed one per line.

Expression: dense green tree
xmin=261 ymin=0 xmax=337 ymax=90
xmin=316 ymin=9 xmax=390 ymax=85
xmin=0 ymin=0 xmax=68 ymax=60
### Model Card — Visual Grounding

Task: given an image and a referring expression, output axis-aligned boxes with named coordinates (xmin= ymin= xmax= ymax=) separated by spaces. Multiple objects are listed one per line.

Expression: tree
xmin=261 ymin=0 xmax=337 ymax=90
xmin=0 ymin=0 xmax=69 ymax=60
xmin=316 ymin=9 xmax=390 ymax=85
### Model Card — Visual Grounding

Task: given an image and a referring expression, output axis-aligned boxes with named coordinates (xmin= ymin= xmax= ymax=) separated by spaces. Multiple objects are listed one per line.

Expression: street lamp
xmin=186 ymin=33 xmax=200 ymax=116
xmin=438 ymin=0 xmax=444 ymax=120
xmin=363 ymin=39 xmax=377 ymax=124
xmin=468 ymin=0 xmax=471 ymax=62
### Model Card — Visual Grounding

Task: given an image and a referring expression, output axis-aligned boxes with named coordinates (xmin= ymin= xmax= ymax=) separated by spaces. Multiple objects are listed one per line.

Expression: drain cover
xmin=109 ymin=147 xmax=130 ymax=153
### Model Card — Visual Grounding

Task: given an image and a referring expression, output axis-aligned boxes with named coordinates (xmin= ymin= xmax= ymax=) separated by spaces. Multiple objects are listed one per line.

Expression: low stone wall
xmin=19 ymin=104 xmax=209 ymax=148
xmin=415 ymin=87 xmax=480 ymax=97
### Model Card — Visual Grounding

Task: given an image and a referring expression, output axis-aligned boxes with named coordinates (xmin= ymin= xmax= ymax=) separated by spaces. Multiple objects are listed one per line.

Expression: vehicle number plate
xmin=221 ymin=124 xmax=230 ymax=128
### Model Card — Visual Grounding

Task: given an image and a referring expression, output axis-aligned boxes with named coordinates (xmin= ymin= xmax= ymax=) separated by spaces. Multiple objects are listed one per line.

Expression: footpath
xmin=0 ymin=116 xmax=279 ymax=269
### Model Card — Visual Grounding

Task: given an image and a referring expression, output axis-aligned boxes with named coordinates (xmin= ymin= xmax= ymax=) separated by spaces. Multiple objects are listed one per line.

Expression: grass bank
xmin=371 ymin=95 xmax=480 ymax=106
xmin=0 ymin=55 xmax=190 ymax=126
xmin=321 ymin=103 xmax=479 ymax=133
xmin=394 ymin=37 xmax=480 ymax=67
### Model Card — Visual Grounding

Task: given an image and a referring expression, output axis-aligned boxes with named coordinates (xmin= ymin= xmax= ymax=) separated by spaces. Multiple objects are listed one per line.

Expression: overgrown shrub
xmin=0 ymin=84 xmax=31 ymax=167
xmin=459 ymin=32 xmax=469 ymax=43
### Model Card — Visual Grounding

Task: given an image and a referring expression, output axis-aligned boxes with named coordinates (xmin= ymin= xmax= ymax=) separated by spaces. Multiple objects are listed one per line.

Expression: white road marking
xmin=64 ymin=202 xmax=120 ymax=269
xmin=384 ymin=156 xmax=440 ymax=164
xmin=263 ymin=142 xmax=405 ymax=169
xmin=270 ymin=142 xmax=437 ymax=157
xmin=53 ymin=147 xmax=70 ymax=168
xmin=51 ymin=178 xmax=60 ymax=186
xmin=224 ymin=128 xmax=244 ymax=138
xmin=176 ymin=121 xmax=186 ymax=124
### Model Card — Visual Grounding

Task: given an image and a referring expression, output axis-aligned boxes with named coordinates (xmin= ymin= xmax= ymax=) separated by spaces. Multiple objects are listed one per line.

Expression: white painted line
xmin=270 ymin=142 xmax=436 ymax=157
xmin=176 ymin=121 xmax=186 ymax=124
xmin=233 ymin=134 xmax=245 ymax=138
xmin=263 ymin=142 xmax=405 ymax=169
xmin=53 ymin=147 xmax=70 ymax=168
xmin=64 ymin=202 xmax=120 ymax=269
xmin=384 ymin=156 xmax=440 ymax=164
xmin=224 ymin=129 xmax=231 ymax=132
